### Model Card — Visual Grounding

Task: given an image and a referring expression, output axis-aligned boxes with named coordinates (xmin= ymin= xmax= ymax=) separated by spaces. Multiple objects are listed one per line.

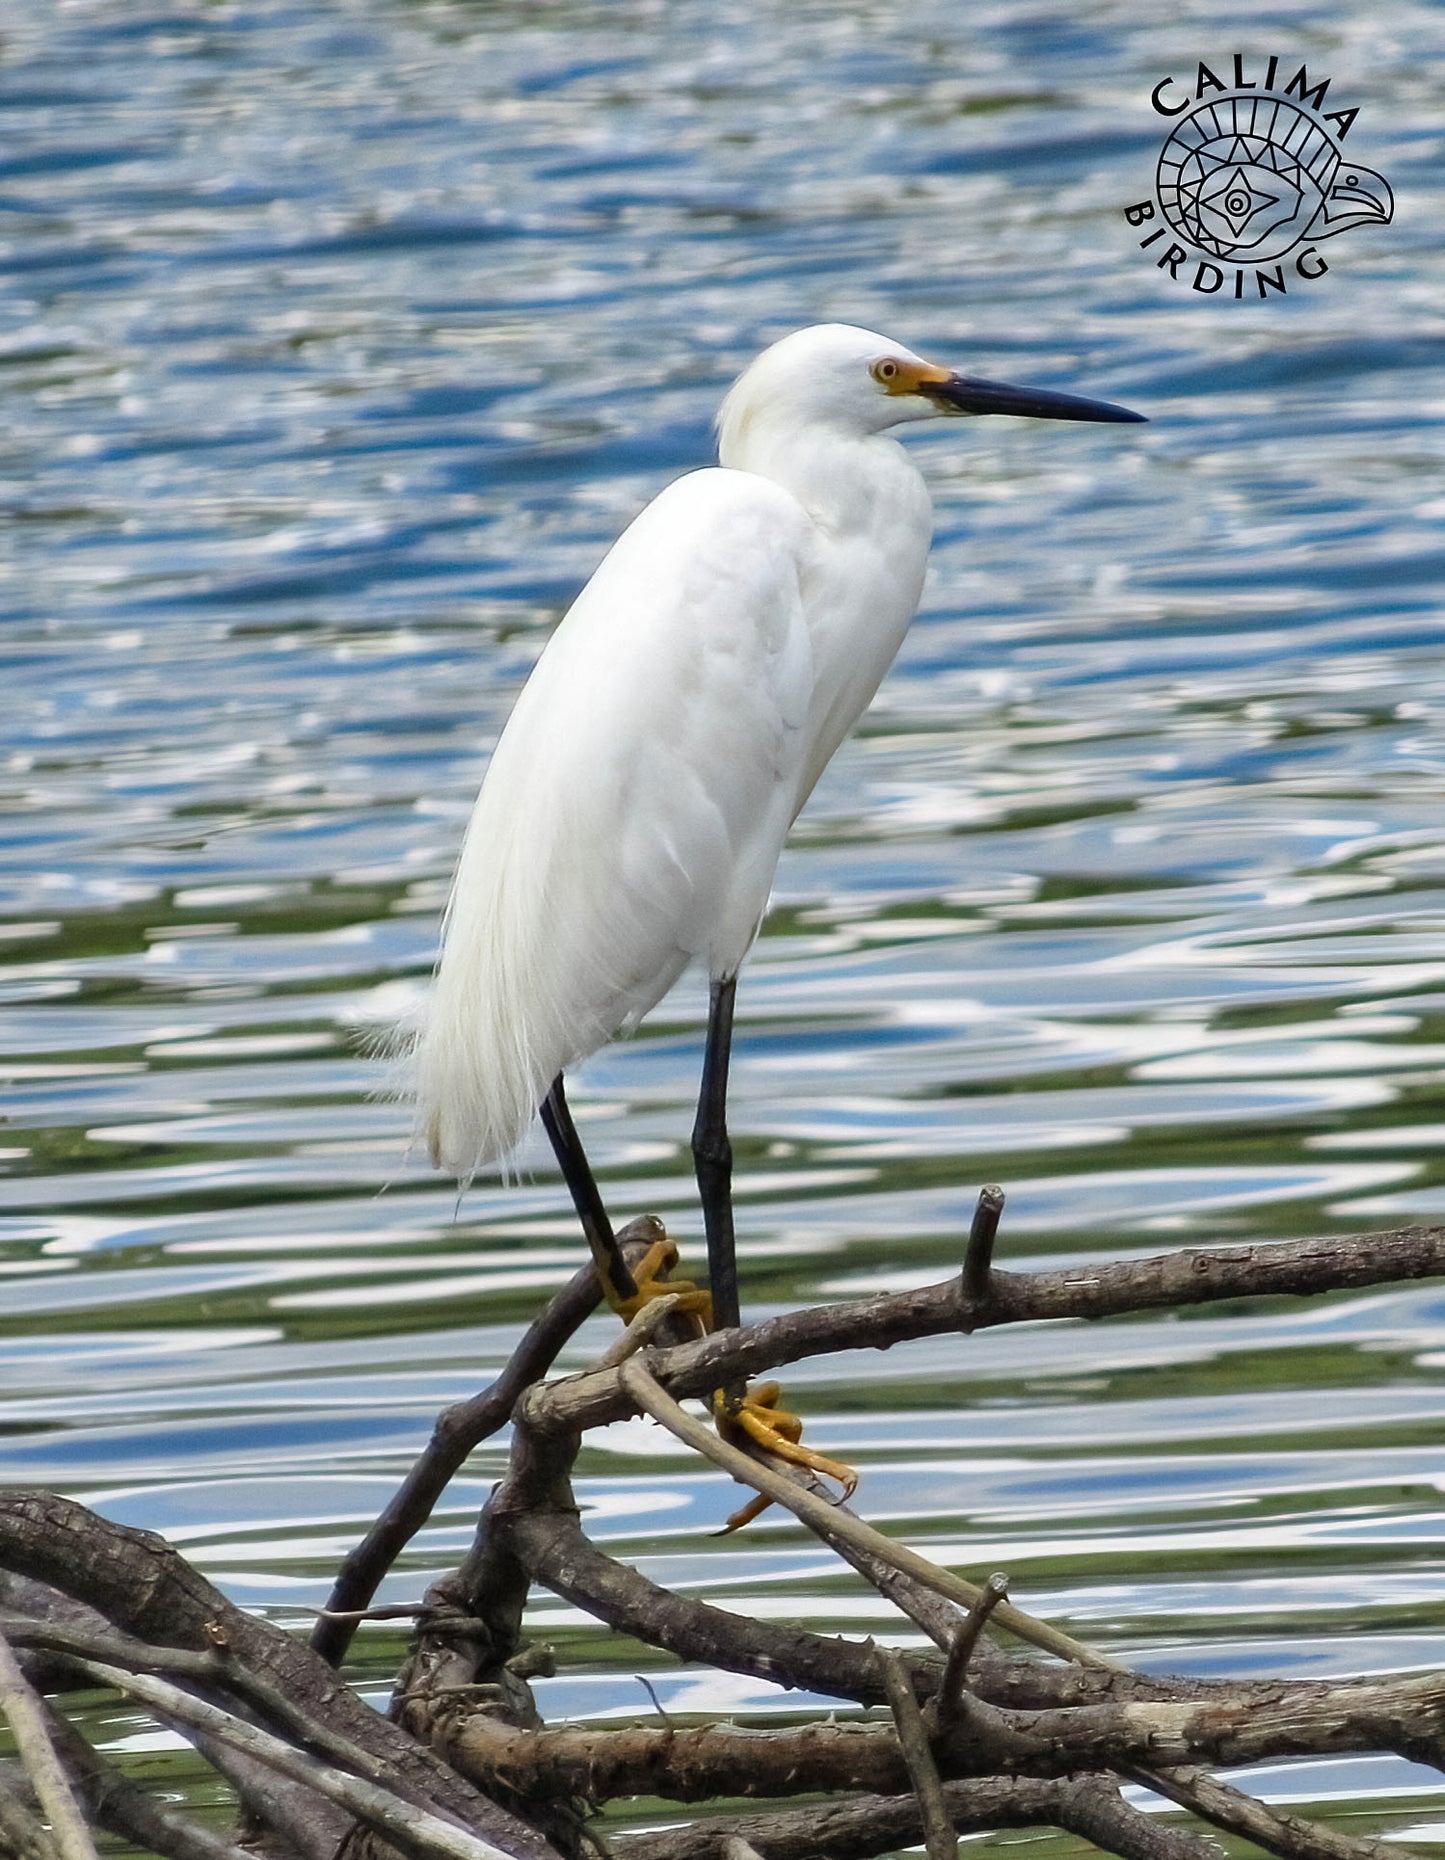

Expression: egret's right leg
xmin=541 ymin=1074 xmax=709 ymax=1325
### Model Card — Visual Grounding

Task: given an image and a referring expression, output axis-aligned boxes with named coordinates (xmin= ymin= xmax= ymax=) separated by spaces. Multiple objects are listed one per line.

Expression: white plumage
xmin=413 ymin=323 xmax=1141 ymax=1183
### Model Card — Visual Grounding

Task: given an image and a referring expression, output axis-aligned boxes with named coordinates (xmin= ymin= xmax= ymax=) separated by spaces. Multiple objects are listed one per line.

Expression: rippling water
xmin=3 ymin=0 xmax=1445 ymax=1844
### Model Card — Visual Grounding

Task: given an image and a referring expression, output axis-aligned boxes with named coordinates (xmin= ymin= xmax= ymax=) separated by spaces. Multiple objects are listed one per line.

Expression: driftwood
xmin=2 ymin=1207 xmax=1445 ymax=1860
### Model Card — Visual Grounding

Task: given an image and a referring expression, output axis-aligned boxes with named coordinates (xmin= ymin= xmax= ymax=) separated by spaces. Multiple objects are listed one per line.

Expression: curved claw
xmin=603 ymin=1245 xmax=859 ymax=1534
xmin=712 ymin=1380 xmax=858 ymax=1532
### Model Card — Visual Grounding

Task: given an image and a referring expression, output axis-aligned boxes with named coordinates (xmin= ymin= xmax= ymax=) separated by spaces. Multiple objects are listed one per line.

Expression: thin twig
xmin=0 ymin=1624 xmax=98 ymax=1860
xmin=617 ymin=1356 xmax=1116 ymax=1670
xmin=594 ymin=1292 xmax=686 ymax=1368
xmin=960 ymin=1185 xmax=1005 ymax=1310
xmin=312 ymin=1603 xmax=430 ymax=1624
xmin=1127 ymin=1764 xmax=1403 ymax=1860
xmin=61 ymin=1655 xmax=531 ymax=1860
xmin=931 ymin=1573 xmax=1009 ymax=1731
xmin=4 ymin=1613 xmax=430 ymax=1791
xmin=0 ymin=1764 xmax=58 ymax=1860
xmin=33 ymin=1699 xmax=252 ymax=1860
xmin=875 ymin=1648 xmax=955 ymax=1860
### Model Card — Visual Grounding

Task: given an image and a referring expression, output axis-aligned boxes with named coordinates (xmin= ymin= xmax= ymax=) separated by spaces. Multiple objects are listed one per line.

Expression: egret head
xmin=717 ymin=323 xmax=1143 ymax=462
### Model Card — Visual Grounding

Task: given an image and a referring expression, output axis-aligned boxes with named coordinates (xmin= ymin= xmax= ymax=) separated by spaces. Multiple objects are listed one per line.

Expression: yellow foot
xmin=604 ymin=1232 xmax=713 ymax=1333
xmin=712 ymin=1380 xmax=858 ymax=1532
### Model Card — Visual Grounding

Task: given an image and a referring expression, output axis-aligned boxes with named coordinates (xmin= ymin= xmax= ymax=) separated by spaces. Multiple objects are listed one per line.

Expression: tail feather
xmin=408 ymin=776 xmax=624 ymax=1182
xmin=411 ymin=917 xmax=557 ymax=1183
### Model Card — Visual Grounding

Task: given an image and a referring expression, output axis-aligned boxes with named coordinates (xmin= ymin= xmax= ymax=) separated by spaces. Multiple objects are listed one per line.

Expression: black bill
xmin=927 ymin=373 xmax=1145 ymax=423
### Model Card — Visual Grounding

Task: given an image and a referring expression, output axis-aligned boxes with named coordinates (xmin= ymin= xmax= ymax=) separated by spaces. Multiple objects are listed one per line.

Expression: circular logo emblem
xmin=1156 ymin=93 xmax=1392 ymax=264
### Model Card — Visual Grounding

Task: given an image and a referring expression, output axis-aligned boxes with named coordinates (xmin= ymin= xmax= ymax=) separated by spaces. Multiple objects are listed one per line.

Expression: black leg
xmin=541 ymin=1074 xmax=638 ymax=1308
xmin=693 ymin=973 xmax=739 ymax=1335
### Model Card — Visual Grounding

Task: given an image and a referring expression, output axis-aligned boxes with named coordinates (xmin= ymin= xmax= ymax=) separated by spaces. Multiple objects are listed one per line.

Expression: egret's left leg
xmin=541 ymin=1074 xmax=708 ymax=1325
xmin=692 ymin=975 xmax=855 ymax=1520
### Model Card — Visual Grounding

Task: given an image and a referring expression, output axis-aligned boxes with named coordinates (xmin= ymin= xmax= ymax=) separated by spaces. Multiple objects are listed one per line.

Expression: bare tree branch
xmin=615 ymin=1775 xmax=1220 ymax=1860
xmin=0 ymin=1624 xmax=97 ymax=1860
xmin=59 ymin=1655 xmax=526 ymax=1860
xmin=313 ymin=1221 xmax=674 ymax=1668
xmin=931 ymin=1572 xmax=1010 ymax=1731
xmin=1053 ymin=1775 xmax=1224 ymax=1860
xmin=2 ymin=1612 xmax=431 ymax=1792
xmin=29 ymin=1700 xmax=253 ymax=1860
xmin=182 ymin=1728 xmax=351 ymax=1860
xmin=437 ymin=1666 xmax=1445 ymax=1801
xmin=616 ymin=1355 xmax=1112 ymax=1670
xmin=1125 ymin=1764 xmax=1404 ymax=1860
xmin=0 ymin=1763 xmax=58 ymax=1860
xmin=875 ymin=1648 xmax=954 ymax=1860
xmin=520 ymin=1226 xmax=1445 ymax=1438
xmin=0 ymin=1492 xmax=563 ymax=1860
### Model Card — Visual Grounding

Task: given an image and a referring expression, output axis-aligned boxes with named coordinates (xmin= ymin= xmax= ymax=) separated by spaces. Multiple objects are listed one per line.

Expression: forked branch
xmin=3 ymin=1219 xmax=1444 ymax=1860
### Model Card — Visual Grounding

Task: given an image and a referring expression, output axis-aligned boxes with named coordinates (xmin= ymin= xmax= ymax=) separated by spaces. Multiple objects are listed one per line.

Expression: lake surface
xmin=3 ymin=0 xmax=1444 ymax=1848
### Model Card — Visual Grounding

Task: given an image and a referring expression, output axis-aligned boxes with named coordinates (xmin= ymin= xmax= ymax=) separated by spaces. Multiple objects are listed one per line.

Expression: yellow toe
xmin=712 ymin=1380 xmax=858 ymax=1530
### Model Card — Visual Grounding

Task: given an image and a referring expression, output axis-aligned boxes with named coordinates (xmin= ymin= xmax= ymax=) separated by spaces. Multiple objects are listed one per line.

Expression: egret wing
xmin=416 ymin=467 xmax=816 ymax=1177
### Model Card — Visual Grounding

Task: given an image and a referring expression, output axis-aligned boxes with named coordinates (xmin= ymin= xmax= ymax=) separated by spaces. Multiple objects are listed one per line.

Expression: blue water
xmin=2 ymin=0 xmax=1445 ymax=1840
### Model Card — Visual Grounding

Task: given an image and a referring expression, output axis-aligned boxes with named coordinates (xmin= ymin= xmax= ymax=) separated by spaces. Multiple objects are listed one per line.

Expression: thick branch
xmin=1128 ymin=1764 xmax=1402 ymax=1860
xmin=0 ymin=1765 xmax=58 ymax=1860
xmin=439 ymin=1668 xmax=1445 ymax=1800
xmin=615 ymin=1775 xmax=1217 ymax=1860
xmin=506 ymin=1497 xmax=905 ymax=1707
xmin=0 ymin=1492 xmax=563 ymax=1860
xmin=520 ymin=1226 xmax=1445 ymax=1437
xmin=1055 ymin=1776 xmax=1224 ymax=1860
xmin=393 ymin=1421 xmax=592 ymax=1860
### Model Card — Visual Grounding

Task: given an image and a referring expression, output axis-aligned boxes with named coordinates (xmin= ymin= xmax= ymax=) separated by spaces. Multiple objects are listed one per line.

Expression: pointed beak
xmin=923 ymin=374 xmax=1146 ymax=424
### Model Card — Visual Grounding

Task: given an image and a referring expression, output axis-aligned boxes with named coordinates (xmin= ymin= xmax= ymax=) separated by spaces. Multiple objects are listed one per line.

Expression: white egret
xmin=414 ymin=323 xmax=1143 ymax=1491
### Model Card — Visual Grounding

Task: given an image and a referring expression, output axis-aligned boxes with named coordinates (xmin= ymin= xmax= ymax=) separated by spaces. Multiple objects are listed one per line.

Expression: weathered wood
xmin=0 ymin=1493 xmax=564 ymax=1860
xmin=7 ymin=1217 xmax=1445 ymax=1860
xmin=519 ymin=1226 xmax=1445 ymax=1436
xmin=0 ymin=1622 xmax=96 ymax=1860
xmin=614 ymin=1775 xmax=1219 ymax=1860
xmin=437 ymin=1670 xmax=1445 ymax=1802
xmin=313 ymin=1222 xmax=669 ymax=1668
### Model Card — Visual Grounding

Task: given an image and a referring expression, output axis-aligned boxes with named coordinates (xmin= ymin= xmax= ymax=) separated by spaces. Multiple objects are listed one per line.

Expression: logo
xmin=1125 ymin=56 xmax=1393 ymax=299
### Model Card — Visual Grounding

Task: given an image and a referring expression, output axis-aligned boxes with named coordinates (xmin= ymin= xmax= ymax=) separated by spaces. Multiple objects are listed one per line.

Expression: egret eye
xmin=871 ymin=358 xmax=902 ymax=386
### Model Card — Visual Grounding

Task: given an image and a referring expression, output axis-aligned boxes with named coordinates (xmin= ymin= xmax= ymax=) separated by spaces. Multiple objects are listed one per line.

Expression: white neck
xmin=719 ymin=414 xmax=919 ymax=536
xmin=718 ymin=411 xmax=935 ymax=811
